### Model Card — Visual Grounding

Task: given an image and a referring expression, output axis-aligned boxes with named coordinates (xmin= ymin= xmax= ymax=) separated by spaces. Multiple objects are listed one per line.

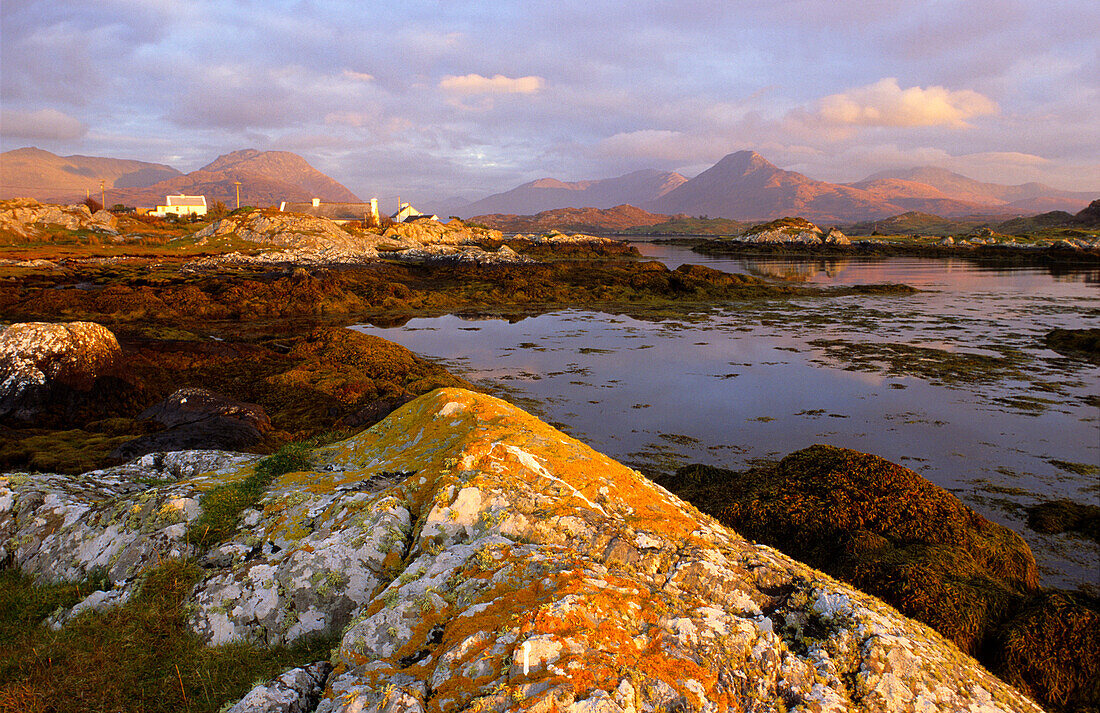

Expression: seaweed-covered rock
xmin=1026 ymin=499 xmax=1100 ymax=544
xmin=2 ymin=389 xmax=1044 ymax=712
xmin=992 ymin=592 xmax=1100 ymax=712
xmin=663 ymin=446 xmax=1039 ymax=654
xmin=0 ymin=321 xmax=122 ymax=419
xmin=1044 ymin=327 xmax=1100 ymax=362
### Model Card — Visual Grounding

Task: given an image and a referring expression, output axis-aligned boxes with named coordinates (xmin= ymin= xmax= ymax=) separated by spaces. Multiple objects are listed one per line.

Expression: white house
xmin=153 ymin=195 xmax=207 ymax=217
xmin=392 ymin=202 xmax=439 ymax=223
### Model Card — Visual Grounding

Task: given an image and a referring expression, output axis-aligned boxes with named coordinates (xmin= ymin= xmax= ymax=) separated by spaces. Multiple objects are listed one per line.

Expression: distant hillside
xmin=468 ymin=150 xmax=1095 ymax=224
xmin=0 ymin=147 xmax=183 ymax=202
xmin=0 ymin=147 xmax=359 ymax=208
xmin=470 ymin=204 xmax=669 ymax=233
xmin=460 ymin=169 xmax=686 ymax=217
xmin=619 ymin=215 xmax=751 ymax=235
xmin=843 ymin=211 xmax=994 ymax=236
xmin=857 ymin=167 xmax=1094 ymax=213
xmin=996 ymin=199 xmax=1100 ymax=234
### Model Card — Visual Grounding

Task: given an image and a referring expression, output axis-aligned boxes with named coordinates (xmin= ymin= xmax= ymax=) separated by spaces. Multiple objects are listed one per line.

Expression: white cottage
xmin=153 ymin=195 xmax=207 ymax=217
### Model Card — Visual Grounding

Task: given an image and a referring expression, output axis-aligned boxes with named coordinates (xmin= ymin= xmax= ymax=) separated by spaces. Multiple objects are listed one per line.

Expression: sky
xmin=2 ymin=0 xmax=1098 ymax=206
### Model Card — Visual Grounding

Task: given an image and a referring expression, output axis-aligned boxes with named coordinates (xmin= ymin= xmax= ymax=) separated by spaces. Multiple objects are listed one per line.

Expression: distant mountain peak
xmin=712 ymin=150 xmax=776 ymax=176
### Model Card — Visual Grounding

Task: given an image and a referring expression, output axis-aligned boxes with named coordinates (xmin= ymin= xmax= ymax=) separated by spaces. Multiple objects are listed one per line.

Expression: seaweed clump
xmin=992 ymin=592 xmax=1100 ymax=712
xmin=1044 ymin=328 xmax=1100 ymax=362
xmin=659 ymin=445 xmax=1098 ymax=713
xmin=1027 ymin=499 xmax=1100 ymax=544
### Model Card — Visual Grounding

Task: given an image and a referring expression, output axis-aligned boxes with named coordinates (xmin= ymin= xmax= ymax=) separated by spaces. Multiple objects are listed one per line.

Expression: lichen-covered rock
xmin=0 ymin=321 xmax=122 ymax=419
xmin=0 ymin=198 xmax=119 ymax=238
xmin=195 ymin=210 xmax=381 ymax=260
xmin=227 ymin=661 xmax=333 ymax=713
xmin=1 ymin=389 xmax=1043 ymax=713
xmin=381 ymin=220 xmax=503 ymax=245
xmin=387 ymin=242 xmax=535 ymax=265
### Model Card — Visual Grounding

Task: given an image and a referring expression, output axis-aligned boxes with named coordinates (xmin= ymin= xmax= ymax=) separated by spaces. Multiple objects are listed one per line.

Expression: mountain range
xmin=3 ymin=146 xmax=1094 ymax=224
xmin=0 ymin=147 xmax=359 ymax=207
xmin=466 ymin=151 xmax=1095 ymax=223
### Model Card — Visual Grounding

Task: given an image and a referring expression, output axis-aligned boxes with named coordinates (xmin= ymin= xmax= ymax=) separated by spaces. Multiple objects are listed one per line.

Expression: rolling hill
xmin=0 ymin=147 xmax=183 ymax=203
xmin=0 ymin=147 xmax=359 ymax=208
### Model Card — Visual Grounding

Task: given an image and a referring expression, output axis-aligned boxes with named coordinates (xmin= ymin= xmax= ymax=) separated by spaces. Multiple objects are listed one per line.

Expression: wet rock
xmin=111 ymin=387 xmax=272 ymax=460
xmin=0 ymin=321 xmax=122 ymax=419
xmin=226 ymin=660 xmax=332 ymax=713
xmin=3 ymin=389 xmax=1044 ymax=712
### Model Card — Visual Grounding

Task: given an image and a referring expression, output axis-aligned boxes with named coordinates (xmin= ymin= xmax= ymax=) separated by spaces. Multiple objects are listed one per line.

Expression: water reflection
xmin=357 ymin=244 xmax=1100 ymax=591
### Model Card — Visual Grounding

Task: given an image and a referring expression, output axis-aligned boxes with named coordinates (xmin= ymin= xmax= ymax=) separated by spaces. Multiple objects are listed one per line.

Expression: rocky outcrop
xmin=228 ymin=661 xmax=333 ymax=713
xmin=385 ymin=242 xmax=535 ymax=265
xmin=0 ymin=321 xmax=122 ymax=419
xmin=194 ymin=210 xmax=381 ymax=260
xmin=0 ymin=198 xmax=119 ymax=239
xmin=726 ymin=218 xmax=852 ymax=246
xmin=2 ymin=388 xmax=1044 ymax=712
xmin=381 ymin=220 xmax=503 ymax=245
xmin=512 ymin=229 xmax=620 ymax=246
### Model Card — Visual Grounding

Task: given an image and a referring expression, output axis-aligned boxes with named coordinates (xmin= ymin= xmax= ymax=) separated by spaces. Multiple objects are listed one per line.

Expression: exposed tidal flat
xmin=358 ymin=244 xmax=1100 ymax=592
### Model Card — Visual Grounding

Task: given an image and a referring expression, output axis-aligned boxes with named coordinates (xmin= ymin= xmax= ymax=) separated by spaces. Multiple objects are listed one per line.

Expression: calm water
xmin=357 ymin=243 xmax=1100 ymax=590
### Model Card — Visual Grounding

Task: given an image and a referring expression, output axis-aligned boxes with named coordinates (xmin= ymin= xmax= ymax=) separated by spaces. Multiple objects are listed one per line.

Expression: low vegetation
xmin=187 ymin=440 xmax=313 ymax=547
xmin=0 ymin=561 xmax=335 ymax=713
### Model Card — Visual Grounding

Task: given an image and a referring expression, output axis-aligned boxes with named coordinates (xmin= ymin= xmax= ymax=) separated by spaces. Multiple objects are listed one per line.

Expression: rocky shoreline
xmin=2 ymin=201 xmax=1098 ymax=712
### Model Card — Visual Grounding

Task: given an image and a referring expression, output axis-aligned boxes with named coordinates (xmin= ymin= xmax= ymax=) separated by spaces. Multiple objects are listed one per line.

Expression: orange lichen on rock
xmin=2 ymin=388 xmax=1047 ymax=713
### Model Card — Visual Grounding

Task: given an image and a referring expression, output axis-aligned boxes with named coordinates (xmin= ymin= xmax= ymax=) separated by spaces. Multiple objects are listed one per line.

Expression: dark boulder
xmin=111 ymin=387 xmax=271 ymax=460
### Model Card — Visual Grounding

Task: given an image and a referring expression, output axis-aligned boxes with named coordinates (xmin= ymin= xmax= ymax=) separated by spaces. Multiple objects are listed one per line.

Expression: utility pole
xmin=99 ymin=180 xmax=105 ymax=210
xmin=234 ymin=181 xmax=242 ymax=210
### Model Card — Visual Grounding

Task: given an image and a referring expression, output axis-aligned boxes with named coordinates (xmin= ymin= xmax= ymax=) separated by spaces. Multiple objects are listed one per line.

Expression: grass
xmin=186 ymin=441 xmax=313 ymax=548
xmin=0 ymin=560 xmax=336 ymax=713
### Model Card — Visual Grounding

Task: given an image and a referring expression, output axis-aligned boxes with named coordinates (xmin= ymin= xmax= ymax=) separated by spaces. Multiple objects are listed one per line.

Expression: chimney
xmin=312 ymin=197 xmax=321 ymax=207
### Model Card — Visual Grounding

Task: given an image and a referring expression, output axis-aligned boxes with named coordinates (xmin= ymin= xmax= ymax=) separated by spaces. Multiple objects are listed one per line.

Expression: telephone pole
xmin=234 ymin=181 xmax=242 ymax=210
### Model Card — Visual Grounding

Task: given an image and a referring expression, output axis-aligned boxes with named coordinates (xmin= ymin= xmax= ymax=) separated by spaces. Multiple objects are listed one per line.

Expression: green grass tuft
xmin=186 ymin=441 xmax=313 ymax=548
xmin=0 ymin=560 xmax=335 ymax=713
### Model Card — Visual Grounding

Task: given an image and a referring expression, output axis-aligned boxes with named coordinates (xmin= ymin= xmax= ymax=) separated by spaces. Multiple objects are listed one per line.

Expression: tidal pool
xmin=357 ymin=245 xmax=1100 ymax=591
